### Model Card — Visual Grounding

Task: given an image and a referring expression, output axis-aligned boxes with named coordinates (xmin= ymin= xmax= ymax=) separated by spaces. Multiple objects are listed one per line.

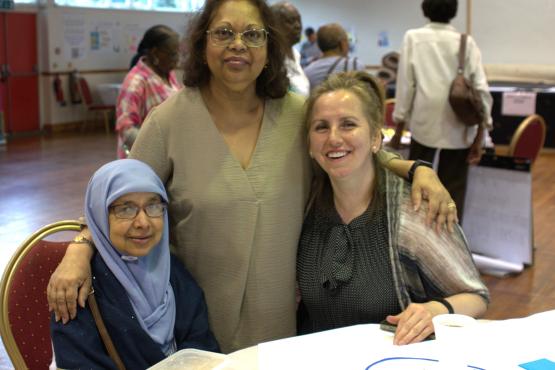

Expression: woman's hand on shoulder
xmin=411 ymin=166 xmax=458 ymax=233
xmin=386 ymin=303 xmax=435 ymax=346
xmin=47 ymin=242 xmax=94 ymax=324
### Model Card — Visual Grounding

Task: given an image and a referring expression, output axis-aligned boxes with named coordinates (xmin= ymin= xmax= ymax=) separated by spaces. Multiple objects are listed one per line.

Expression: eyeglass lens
xmin=208 ymin=28 xmax=267 ymax=47
xmin=111 ymin=203 xmax=166 ymax=219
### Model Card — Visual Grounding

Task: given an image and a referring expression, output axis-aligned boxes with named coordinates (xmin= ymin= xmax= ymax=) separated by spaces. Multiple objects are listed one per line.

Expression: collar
xmin=425 ymin=22 xmax=457 ymax=32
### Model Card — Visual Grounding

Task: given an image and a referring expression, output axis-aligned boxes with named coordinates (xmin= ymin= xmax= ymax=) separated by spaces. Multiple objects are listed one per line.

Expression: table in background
xmin=385 ymin=82 xmax=555 ymax=148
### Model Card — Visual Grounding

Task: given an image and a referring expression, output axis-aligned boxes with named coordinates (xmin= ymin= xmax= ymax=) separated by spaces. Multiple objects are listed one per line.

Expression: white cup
xmin=432 ymin=314 xmax=477 ymax=369
xmin=433 ymin=313 xmax=477 ymax=341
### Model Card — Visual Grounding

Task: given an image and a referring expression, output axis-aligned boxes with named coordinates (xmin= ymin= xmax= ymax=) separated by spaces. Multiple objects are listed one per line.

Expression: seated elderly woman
xmin=297 ymin=71 xmax=489 ymax=345
xmin=50 ymin=159 xmax=219 ymax=369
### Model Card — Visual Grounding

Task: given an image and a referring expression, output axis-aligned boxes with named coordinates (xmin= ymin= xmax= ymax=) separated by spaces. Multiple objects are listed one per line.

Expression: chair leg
xmin=102 ymin=111 xmax=110 ymax=135
xmin=81 ymin=112 xmax=89 ymax=133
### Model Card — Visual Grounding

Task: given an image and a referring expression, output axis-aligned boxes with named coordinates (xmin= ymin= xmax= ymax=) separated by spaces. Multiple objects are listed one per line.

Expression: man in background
xmin=300 ymin=27 xmax=322 ymax=67
xmin=304 ymin=23 xmax=365 ymax=91
xmin=271 ymin=1 xmax=310 ymax=96
xmin=391 ymin=0 xmax=492 ymax=221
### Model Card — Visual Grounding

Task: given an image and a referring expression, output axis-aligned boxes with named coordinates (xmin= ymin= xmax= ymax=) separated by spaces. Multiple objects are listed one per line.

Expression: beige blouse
xmin=131 ymin=88 xmax=312 ymax=353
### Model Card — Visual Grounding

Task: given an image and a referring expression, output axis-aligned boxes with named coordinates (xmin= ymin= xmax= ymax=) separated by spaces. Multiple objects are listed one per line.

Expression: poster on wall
xmin=89 ymin=21 xmax=118 ymax=54
xmin=63 ymin=13 xmax=87 ymax=60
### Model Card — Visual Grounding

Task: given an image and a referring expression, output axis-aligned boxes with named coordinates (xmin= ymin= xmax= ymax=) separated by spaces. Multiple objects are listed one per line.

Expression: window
xmin=54 ymin=0 xmax=203 ymax=11
xmin=13 ymin=0 xmax=37 ymax=5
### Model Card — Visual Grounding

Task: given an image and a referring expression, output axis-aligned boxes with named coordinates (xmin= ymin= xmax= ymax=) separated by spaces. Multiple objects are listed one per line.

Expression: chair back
xmin=0 ymin=220 xmax=81 ymax=369
xmin=384 ymin=98 xmax=396 ymax=128
xmin=381 ymin=51 xmax=400 ymax=72
xmin=78 ymin=77 xmax=94 ymax=107
xmin=508 ymin=114 xmax=547 ymax=165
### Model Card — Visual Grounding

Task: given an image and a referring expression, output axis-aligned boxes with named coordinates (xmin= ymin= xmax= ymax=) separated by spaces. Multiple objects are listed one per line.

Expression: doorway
xmin=0 ymin=12 xmax=39 ymax=134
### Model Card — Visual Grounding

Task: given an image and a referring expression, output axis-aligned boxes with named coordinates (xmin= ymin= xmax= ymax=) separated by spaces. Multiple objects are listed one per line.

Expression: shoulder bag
xmin=448 ymin=33 xmax=484 ymax=127
xmin=89 ymin=292 xmax=127 ymax=370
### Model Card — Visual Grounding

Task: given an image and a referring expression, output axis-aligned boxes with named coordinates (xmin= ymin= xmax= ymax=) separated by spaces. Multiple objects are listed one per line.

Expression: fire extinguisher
xmin=69 ymin=70 xmax=82 ymax=105
xmin=53 ymin=74 xmax=66 ymax=106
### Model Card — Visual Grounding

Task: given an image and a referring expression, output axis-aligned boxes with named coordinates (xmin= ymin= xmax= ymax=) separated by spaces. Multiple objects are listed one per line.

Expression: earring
xmin=309 ymin=151 xmax=313 ymax=158
xmin=152 ymin=56 xmax=160 ymax=66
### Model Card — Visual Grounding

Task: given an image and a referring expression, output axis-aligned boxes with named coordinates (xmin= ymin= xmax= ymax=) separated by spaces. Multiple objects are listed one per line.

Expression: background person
xmin=297 ymin=71 xmax=489 ymax=345
xmin=390 ymin=0 xmax=493 ymax=221
xmin=300 ymin=27 xmax=322 ymax=67
xmin=50 ymin=159 xmax=219 ymax=369
xmin=270 ymin=1 xmax=310 ymax=96
xmin=116 ymin=25 xmax=183 ymax=158
xmin=304 ymin=23 xmax=365 ymax=91
xmin=48 ymin=0 xmax=457 ymax=354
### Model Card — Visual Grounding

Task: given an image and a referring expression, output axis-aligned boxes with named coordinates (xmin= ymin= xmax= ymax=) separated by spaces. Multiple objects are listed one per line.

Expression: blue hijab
xmin=84 ymin=159 xmax=176 ymax=355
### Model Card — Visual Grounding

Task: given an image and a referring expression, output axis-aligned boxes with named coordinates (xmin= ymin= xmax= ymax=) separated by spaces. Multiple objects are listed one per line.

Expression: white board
xmin=462 ymin=164 xmax=533 ymax=265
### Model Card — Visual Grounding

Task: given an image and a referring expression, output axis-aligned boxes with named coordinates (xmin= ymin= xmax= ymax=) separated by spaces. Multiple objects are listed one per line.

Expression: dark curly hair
xmin=421 ymin=0 xmax=458 ymax=23
xmin=183 ymin=0 xmax=290 ymax=99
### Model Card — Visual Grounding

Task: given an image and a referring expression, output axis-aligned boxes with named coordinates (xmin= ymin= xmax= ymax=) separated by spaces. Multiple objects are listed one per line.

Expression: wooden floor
xmin=1 ymin=131 xmax=554 ymax=323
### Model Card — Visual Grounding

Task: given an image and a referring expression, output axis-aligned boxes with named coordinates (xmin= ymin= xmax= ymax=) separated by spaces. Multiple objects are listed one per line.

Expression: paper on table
xmin=147 ymin=348 xmax=236 ymax=370
xmin=258 ymin=311 xmax=555 ymax=370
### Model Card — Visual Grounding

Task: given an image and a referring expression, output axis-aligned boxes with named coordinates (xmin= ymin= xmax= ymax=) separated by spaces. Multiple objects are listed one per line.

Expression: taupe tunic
xmin=131 ymin=88 xmax=311 ymax=353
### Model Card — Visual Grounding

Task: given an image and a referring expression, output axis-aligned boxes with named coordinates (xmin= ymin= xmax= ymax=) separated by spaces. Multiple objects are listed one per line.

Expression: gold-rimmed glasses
xmin=109 ymin=202 xmax=167 ymax=219
xmin=206 ymin=27 xmax=269 ymax=48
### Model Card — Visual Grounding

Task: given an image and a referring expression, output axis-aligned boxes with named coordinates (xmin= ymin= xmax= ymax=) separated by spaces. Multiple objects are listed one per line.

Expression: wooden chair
xmin=78 ymin=77 xmax=114 ymax=135
xmin=0 ymin=220 xmax=81 ymax=369
xmin=508 ymin=114 xmax=547 ymax=165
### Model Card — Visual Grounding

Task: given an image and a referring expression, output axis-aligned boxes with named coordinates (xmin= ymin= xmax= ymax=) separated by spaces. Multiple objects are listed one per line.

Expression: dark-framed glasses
xmin=206 ymin=27 xmax=269 ymax=48
xmin=109 ymin=202 xmax=167 ymax=219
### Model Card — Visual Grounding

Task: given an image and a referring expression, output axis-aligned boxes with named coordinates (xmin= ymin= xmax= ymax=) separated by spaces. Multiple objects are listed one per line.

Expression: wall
xmin=38 ymin=5 xmax=193 ymax=127
xmin=472 ymin=0 xmax=555 ymax=65
xmin=285 ymin=0 xmax=466 ymax=65
xmin=287 ymin=0 xmax=555 ymax=66
xmin=25 ymin=0 xmax=555 ymax=128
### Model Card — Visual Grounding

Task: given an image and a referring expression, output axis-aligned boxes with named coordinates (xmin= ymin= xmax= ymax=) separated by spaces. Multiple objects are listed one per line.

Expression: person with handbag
xmin=50 ymin=159 xmax=219 ymax=370
xmin=390 ymin=0 xmax=493 ymax=221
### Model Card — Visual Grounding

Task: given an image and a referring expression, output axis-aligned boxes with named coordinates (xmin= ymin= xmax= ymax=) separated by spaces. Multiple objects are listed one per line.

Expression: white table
xmin=96 ymin=83 xmax=122 ymax=106
xmin=151 ymin=310 xmax=555 ymax=369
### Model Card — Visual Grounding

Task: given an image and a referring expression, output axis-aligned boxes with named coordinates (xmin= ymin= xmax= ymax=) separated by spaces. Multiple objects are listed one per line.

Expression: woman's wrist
xmin=429 ymin=298 xmax=454 ymax=315
xmin=67 ymin=238 xmax=95 ymax=260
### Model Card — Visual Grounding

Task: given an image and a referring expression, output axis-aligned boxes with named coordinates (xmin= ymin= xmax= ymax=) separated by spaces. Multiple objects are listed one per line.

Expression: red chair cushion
xmin=384 ymin=102 xmax=396 ymax=128
xmin=7 ymin=241 xmax=68 ymax=369
xmin=513 ymin=119 xmax=544 ymax=163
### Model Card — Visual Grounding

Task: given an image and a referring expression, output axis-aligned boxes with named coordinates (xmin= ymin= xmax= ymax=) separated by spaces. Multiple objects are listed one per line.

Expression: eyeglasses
xmin=206 ymin=28 xmax=269 ymax=48
xmin=109 ymin=202 xmax=167 ymax=219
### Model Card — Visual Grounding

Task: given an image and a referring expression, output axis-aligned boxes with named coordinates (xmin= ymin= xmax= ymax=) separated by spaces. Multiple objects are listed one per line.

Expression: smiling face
xmin=309 ymin=89 xmax=382 ymax=182
xmin=108 ymin=192 xmax=164 ymax=257
xmin=205 ymin=0 xmax=268 ymax=93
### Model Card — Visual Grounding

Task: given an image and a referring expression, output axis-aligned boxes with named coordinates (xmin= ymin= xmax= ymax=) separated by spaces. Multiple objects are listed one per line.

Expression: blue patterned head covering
xmin=84 ymin=159 xmax=176 ymax=354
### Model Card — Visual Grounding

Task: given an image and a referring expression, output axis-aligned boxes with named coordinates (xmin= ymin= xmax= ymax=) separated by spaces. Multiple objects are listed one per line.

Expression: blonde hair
xmin=305 ymin=70 xmax=385 ymax=135
xmin=304 ymin=71 xmax=386 ymax=215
